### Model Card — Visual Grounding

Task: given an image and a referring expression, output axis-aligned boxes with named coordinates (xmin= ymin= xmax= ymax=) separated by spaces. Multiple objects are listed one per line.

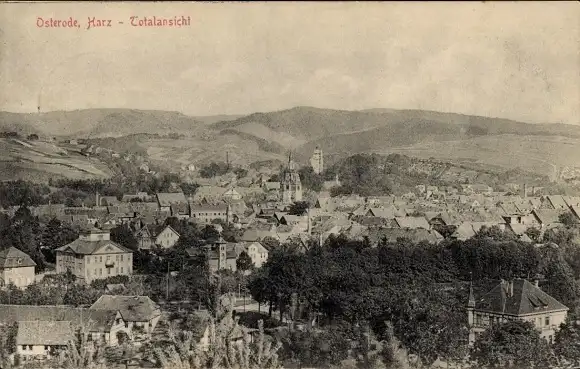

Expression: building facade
xmin=56 ymin=228 xmax=133 ymax=283
xmin=154 ymin=225 xmax=180 ymax=249
xmin=281 ymin=153 xmax=303 ymax=204
xmin=190 ymin=204 xmax=231 ymax=224
xmin=0 ymin=247 xmax=36 ymax=288
xmin=467 ymin=279 xmax=568 ymax=345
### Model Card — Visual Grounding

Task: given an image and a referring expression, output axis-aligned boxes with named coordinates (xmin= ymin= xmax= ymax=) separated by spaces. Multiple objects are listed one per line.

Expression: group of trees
xmin=246 ymin=230 xmax=580 ymax=367
xmin=0 ymin=207 xmax=80 ymax=270
xmin=0 ymin=174 xmax=201 ymax=208
xmin=326 ymin=153 xmax=452 ymax=197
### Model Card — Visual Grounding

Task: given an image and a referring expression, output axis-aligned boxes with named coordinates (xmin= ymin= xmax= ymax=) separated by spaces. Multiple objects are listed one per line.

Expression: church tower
xmin=310 ymin=147 xmax=324 ymax=175
xmin=281 ymin=152 xmax=303 ymax=204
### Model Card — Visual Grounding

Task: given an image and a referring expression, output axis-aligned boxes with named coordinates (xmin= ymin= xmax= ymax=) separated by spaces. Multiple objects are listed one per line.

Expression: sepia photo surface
xmin=0 ymin=2 xmax=579 ymax=368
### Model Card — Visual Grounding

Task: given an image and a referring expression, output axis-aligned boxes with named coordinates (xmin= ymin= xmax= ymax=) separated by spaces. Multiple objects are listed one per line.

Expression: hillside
xmin=2 ymin=106 xmax=580 ymax=181
xmin=0 ymin=109 xmax=240 ymax=138
xmin=213 ymin=107 xmax=580 ymax=148
xmin=0 ymin=138 xmax=113 ymax=182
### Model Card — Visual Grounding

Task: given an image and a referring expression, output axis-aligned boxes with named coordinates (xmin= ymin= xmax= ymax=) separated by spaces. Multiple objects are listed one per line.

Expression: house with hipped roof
xmin=467 ymin=279 xmax=568 ymax=345
xmin=0 ymin=247 xmax=36 ymax=288
xmin=56 ymin=228 xmax=133 ymax=283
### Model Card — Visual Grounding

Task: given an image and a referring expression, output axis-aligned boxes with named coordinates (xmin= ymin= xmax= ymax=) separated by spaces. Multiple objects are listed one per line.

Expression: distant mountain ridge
xmin=2 ymin=106 xmax=580 ymax=181
xmin=0 ymin=109 xmax=241 ymax=138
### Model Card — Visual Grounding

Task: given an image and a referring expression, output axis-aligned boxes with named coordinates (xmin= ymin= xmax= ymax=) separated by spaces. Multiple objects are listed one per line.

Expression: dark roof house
xmin=0 ymin=247 xmax=36 ymax=268
xmin=473 ymin=279 xmax=568 ymax=316
xmin=90 ymin=295 xmax=161 ymax=323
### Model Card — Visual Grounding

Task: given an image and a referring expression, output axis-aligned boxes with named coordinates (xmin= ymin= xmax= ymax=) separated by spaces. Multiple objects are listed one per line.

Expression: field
xmin=0 ymin=138 xmax=113 ymax=181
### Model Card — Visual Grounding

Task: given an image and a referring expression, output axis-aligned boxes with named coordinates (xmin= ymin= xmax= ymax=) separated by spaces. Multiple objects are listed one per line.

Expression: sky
xmin=0 ymin=2 xmax=578 ymax=124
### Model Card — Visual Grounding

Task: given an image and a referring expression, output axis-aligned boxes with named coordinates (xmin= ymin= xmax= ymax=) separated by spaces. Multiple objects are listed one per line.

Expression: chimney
xmin=523 ymin=184 xmax=527 ymax=198
xmin=96 ymin=191 xmax=100 ymax=207
xmin=534 ymin=279 xmax=540 ymax=288
xmin=508 ymin=280 xmax=514 ymax=297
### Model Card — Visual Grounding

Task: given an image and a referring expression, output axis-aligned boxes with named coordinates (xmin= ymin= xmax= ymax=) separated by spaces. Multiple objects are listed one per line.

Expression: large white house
xmin=56 ymin=228 xmax=133 ymax=283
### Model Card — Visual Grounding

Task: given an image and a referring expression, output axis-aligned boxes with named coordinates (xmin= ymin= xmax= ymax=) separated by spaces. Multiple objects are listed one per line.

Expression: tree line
xmin=247 ymin=228 xmax=580 ymax=367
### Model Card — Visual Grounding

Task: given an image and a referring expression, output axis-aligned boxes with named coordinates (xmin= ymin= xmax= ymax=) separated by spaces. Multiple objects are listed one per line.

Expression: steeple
xmin=288 ymin=151 xmax=296 ymax=171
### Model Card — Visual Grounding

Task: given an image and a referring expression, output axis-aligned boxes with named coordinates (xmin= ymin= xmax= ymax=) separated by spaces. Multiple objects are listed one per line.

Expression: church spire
xmin=288 ymin=151 xmax=296 ymax=171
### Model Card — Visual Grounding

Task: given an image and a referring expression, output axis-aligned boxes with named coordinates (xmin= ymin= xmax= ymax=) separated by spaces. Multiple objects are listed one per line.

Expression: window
xmin=22 ymin=345 xmax=27 ymax=350
xmin=99 ymin=256 xmax=102 ymax=262
xmin=475 ymin=314 xmax=482 ymax=326
xmin=115 ymin=267 xmax=118 ymax=274
xmin=121 ymin=255 xmax=124 ymax=262
xmin=121 ymin=267 xmax=123 ymax=273
xmin=545 ymin=316 xmax=550 ymax=326
xmin=28 ymin=345 xmax=32 ymax=350
xmin=107 ymin=268 xmax=111 ymax=275
xmin=99 ymin=268 xmax=102 ymax=276
xmin=107 ymin=256 xmax=110 ymax=261
xmin=44 ymin=345 xmax=49 ymax=350
xmin=116 ymin=255 xmax=119 ymax=261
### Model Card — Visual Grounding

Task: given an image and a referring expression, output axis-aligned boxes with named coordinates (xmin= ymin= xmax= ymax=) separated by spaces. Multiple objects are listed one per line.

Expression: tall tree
xmin=554 ymin=318 xmax=580 ymax=366
xmin=471 ymin=320 xmax=552 ymax=368
xmin=110 ymin=224 xmax=138 ymax=251
xmin=236 ymin=251 xmax=254 ymax=273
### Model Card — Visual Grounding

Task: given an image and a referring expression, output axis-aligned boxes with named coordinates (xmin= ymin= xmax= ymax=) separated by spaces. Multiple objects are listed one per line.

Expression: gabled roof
xmin=564 ymin=196 xmax=580 ymax=207
xmin=532 ymin=209 xmax=566 ymax=225
xmin=240 ymin=229 xmax=279 ymax=242
xmin=17 ymin=321 xmax=73 ymax=345
xmin=451 ymin=222 xmax=499 ymax=240
xmin=571 ymin=205 xmax=580 ymax=220
xmin=156 ymin=192 xmax=188 ymax=207
xmin=0 ymin=305 xmax=117 ymax=332
xmin=366 ymin=207 xmax=395 ymax=219
xmin=474 ymin=279 xmax=568 ymax=315
xmin=394 ymin=216 xmax=430 ymax=230
xmin=155 ymin=225 xmax=180 ymax=238
xmin=170 ymin=202 xmax=190 ymax=215
xmin=546 ymin=195 xmax=568 ymax=209
xmin=90 ymin=295 xmax=160 ymax=322
xmin=0 ymin=247 xmax=36 ymax=268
